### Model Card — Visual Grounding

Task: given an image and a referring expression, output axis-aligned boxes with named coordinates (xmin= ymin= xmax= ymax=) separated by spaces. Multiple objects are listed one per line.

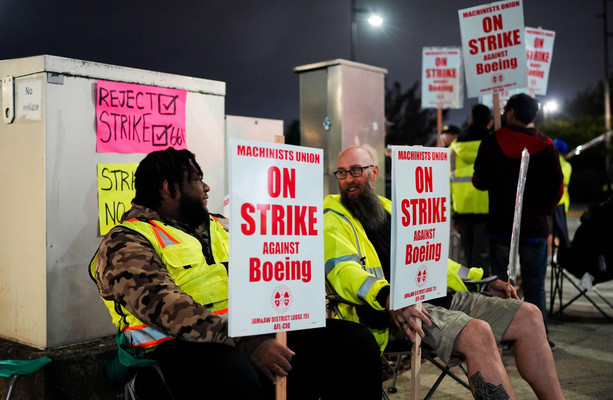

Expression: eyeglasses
xmin=333 ymin=165 xmax=374 ymax=180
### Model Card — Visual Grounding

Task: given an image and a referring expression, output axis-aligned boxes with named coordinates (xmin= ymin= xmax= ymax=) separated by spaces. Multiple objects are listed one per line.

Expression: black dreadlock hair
xmin=133 ymin=147 xmax=203 ymax=211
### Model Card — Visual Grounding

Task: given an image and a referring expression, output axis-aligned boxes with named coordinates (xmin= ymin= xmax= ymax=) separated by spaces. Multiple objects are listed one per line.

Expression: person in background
xmin=473 ymin=94 xmax=564 ymax=348
xmin=553 ymin=139 xmax=572 ymax=214
xmin=450 ymin=104 xmax=493 ymax=272
xmin=324 ymin=145 xmax=566 ymax=400
xmin=439 ymin=124 xmax=460 ymax=147
xmin=550 ymin=139 xmax=573 ymax=258
xmin=90 ymin=147 xmax=382 ymax=399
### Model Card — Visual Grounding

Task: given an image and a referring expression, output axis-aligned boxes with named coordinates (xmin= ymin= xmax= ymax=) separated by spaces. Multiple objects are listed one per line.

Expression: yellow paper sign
xmin=97 ymin=163 xmax=138 ymax=235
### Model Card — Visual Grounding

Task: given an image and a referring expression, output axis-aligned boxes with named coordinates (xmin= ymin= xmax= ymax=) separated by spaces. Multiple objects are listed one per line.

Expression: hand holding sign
xmin=389 ymin=303 xmax=431 ymax=343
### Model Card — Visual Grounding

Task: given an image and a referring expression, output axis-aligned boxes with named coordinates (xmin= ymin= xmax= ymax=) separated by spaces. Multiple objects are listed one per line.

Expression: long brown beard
xmin=341 ymin=178 xmax=387 ymax=230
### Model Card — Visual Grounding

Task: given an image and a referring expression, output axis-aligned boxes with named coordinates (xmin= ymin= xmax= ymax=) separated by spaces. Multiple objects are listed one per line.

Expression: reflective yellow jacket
xmin=449 ymin=140 xmax=489 ymax=214
xmin=90 ymin=217 xmax=229 ymax=351
xmin=323 ymin=194 xmax=483 ymax=351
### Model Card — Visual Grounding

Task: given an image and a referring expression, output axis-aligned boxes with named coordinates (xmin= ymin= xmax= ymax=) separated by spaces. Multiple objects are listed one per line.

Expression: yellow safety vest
xmin=90 ymin=216 xmax=230 ymax=351
xmin=323 ymin=194 xmax=483 ymax=352
xmin=558 ymin=156 xmax=572 ymax=212
xmin=449 ymin=140 xmax=489 ymax=214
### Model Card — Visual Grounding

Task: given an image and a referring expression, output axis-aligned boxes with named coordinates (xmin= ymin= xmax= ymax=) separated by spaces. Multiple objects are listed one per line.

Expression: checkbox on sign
xmin=152 ymin=125 xmax=169 ymax=146
xmin=159 ymin=94 xmax=177 ymax=115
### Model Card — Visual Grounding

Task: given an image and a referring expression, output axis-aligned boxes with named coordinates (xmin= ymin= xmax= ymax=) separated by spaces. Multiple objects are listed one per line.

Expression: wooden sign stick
xmin=275 ymin=331 xmax=287 ymax=400
xmin=493 ymin=92 xmax=501 ymax=131
xmin=274 ymin=134 xmax=287 ymax=400
xmin=410 ymin=302 xmax=423 ymax=400
xmin=436 ymin=107 xmax=443 ymax=146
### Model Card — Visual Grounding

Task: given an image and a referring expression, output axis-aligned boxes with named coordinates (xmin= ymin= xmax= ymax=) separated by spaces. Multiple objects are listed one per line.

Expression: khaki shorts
xmin=420 ymin=292 xmax=522 ymax=363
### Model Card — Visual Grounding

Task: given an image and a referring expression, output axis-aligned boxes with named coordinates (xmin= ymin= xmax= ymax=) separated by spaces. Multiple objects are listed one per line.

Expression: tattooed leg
xmin=470 ymin=372 xmax=510 ymax=400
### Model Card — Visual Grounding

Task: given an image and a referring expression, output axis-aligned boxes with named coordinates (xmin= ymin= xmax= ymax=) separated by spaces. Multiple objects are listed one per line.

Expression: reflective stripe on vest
xmin=323 ymin=209 xmax=384 ymax=280
xmin=125 ymin=218 xmax=180 ymax=249
xmin=325 ymin=254 xmax=363 ymax=276
xmin=457 ymin=264 xmax=471 ymax=280
xmin=211 ymin=215 xmax=229 ymax=232
xmin=357 ymin=275 xmax=379 ymax=302
xmin=123 ymin=325 xmax=174 ymax=348
xmin=324 ymin=209 xmax=364 ymax=260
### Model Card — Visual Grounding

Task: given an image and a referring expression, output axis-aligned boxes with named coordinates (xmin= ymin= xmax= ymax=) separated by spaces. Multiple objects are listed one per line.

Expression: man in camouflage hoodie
xmin=91 ymin=147 xmax=381 ymax=399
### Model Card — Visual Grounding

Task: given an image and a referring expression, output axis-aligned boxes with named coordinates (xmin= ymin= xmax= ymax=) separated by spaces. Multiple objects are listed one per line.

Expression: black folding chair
xmin=550 ymin=201 xmax=613 ymax=321
xmin=326 ymin=275 xmax=497 ymax=399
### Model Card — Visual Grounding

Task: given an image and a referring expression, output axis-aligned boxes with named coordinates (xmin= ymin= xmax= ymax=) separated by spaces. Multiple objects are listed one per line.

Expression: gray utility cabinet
xmin=294 ymin=59 xmax=387 ymax=196
xmin=0 ymin=55 xmax=226 ymax=349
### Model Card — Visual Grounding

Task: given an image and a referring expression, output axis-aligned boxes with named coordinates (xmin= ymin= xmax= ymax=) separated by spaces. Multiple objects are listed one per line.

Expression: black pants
xmin=284 ymin=318 xmax=382 ymax=399
xmin=134 ymin=319 xmax=381 ymax=399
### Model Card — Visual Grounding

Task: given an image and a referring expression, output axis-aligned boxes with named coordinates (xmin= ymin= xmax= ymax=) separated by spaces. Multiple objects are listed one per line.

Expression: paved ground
xmin=385 ymin=210 xmax=613 ymax=399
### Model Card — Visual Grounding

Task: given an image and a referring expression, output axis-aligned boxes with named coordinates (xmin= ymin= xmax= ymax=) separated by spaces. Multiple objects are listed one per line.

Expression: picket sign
xmin=227 ymin=134 xmax=325 ymax=400
xmin=390 ymin=145 xmax=451 ymax=400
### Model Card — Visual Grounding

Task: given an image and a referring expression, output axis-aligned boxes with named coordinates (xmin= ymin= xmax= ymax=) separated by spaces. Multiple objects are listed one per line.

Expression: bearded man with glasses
xmin=323 ymin=145 xmax=566 ymax=400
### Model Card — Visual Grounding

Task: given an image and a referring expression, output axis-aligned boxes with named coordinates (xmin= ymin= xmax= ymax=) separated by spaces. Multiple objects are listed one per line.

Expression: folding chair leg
xmin=593 ymin=287 xmax=613 ymax=310
xmin=423 ymin=354 xmax=471 ymax=390
xmin=381 ymin=353 xmax=403 ymax=393
xmin=424 ymin=370 xmax=447 ymax=400
xmin=125 ymin=363 xmax=175 ymax=400
xmin=5 ymin=375 xmax=19 ymax=400
xmin=124 ymin=378 xmax=137 ymax=400
xmin=555 ymin=270 xmax=613 ymax=322
xmin=549 ymin=262 xmax=564 ymax=316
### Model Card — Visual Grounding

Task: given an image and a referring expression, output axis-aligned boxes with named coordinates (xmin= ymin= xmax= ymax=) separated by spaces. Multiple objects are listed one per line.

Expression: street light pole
xmin=350 ymin=0 xmax=383 ymax=61
xmin=603 ymin=0 xmax=611 ymax=131
xmin=351 ymin=0 xmax=357 ymax=61
xmin=601 ymin=0 xmax=612 ymax=190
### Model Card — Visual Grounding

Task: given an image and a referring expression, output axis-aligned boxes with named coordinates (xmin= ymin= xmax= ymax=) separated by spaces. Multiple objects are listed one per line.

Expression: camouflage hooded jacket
xmin=92 ymin=203 xmax=235 ymax=347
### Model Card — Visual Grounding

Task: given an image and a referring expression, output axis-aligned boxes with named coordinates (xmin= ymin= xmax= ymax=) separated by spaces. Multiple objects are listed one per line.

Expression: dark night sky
xmin=1 ymin=0 xmax=610 ymax=128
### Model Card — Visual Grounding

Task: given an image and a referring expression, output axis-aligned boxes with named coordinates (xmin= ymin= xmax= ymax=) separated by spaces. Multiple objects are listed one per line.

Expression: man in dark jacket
xmin=473 ymin=93 xmax=563 ymax=339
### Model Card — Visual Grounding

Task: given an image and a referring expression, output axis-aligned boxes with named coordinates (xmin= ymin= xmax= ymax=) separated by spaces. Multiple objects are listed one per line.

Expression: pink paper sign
xmin=96 ymin=80 xmax=187 ymax=153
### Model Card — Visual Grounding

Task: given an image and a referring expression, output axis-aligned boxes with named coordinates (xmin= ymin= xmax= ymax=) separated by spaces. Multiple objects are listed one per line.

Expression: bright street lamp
xmin=367 ymin=14 xmax=383 ymax=26
xmin=350 ymin=0 xmax=384 ymax=61
xmin=543 ymin=100 xmax=558 ymax=121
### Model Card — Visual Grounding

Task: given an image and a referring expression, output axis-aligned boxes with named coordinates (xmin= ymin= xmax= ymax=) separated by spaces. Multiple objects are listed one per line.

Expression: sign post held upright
xmin=525 ymin=27 xmax=556 ymax=96
xmin=228 ymin=139 xmax=325 ymax=399
xmin=389 ymin=146 xmax=450 ymax=310
xmin=390 ymin=146 xmax=450 ymax=399
xmin=421 ymin=46 xmax=463 ymax=146
xmin=458 ymin=1 xmax=527 ymax=99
